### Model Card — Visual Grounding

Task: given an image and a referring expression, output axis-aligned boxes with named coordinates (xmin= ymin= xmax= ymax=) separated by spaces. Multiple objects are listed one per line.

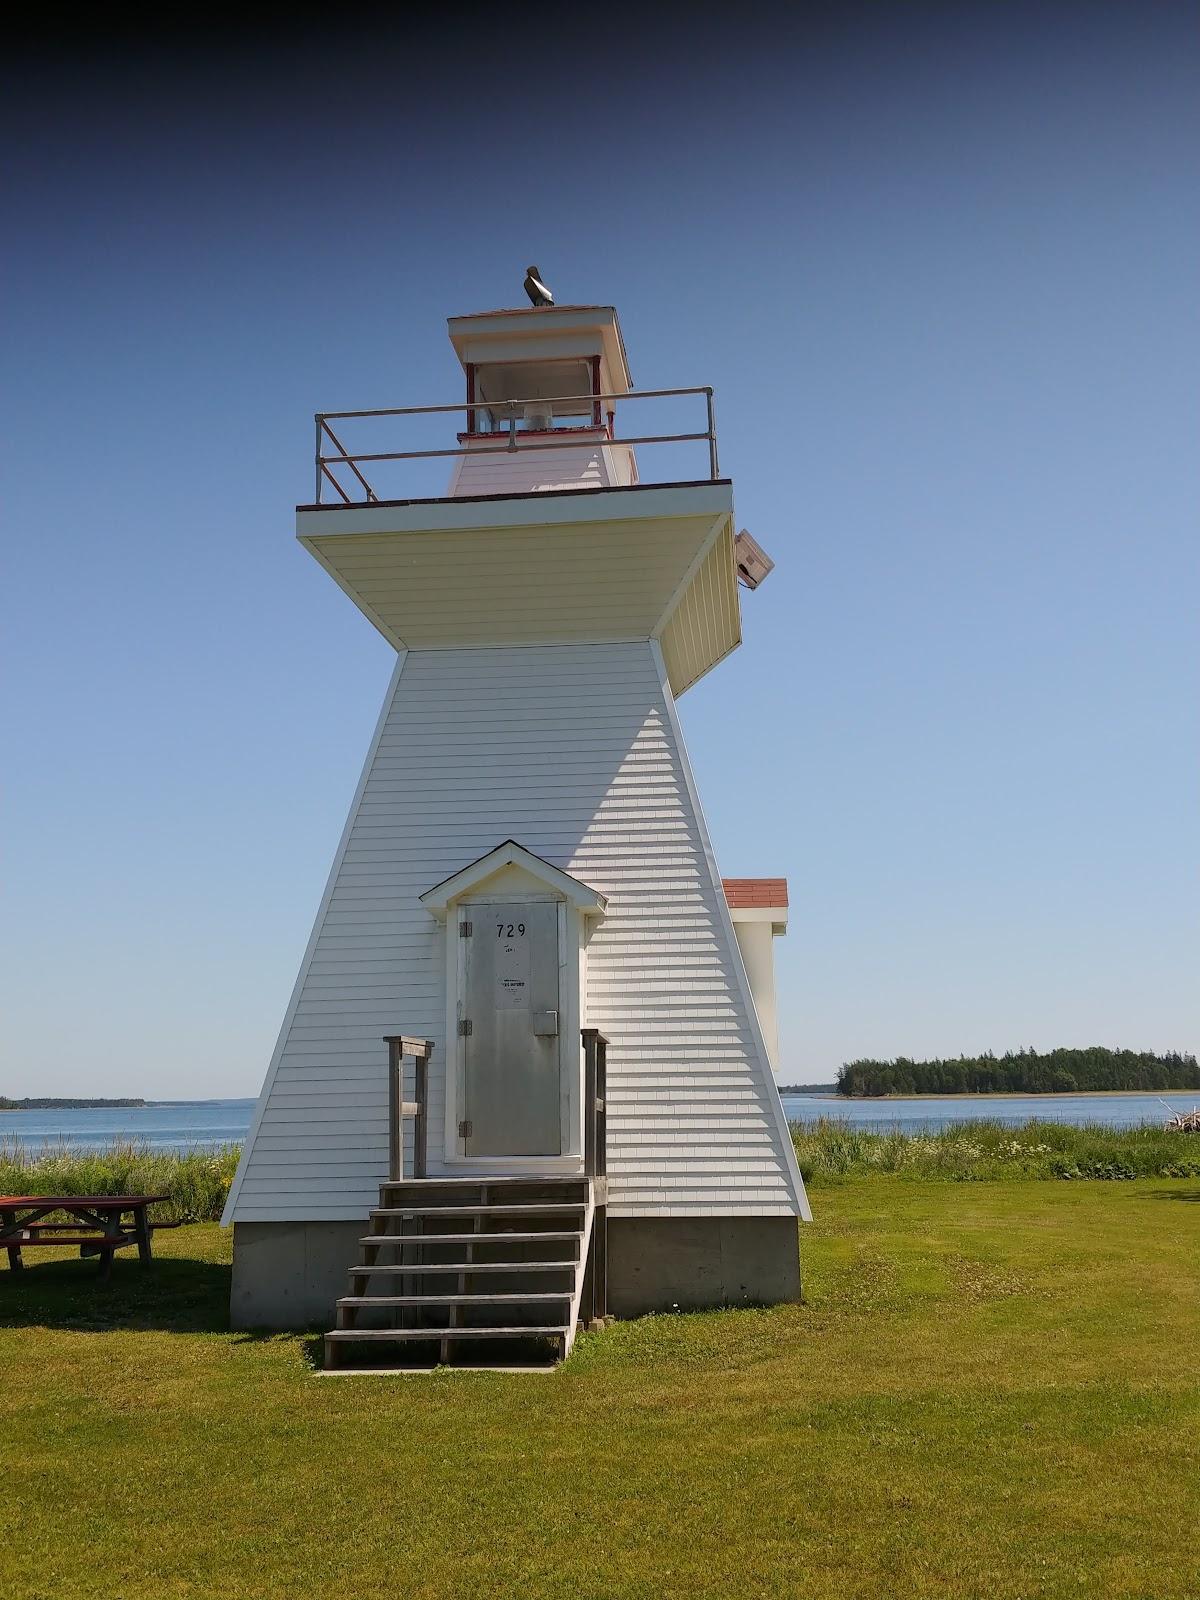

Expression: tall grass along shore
xmin=3 ymin=1117 xmax=1197 ymax=1223
xmin=791 ymin=1116 xmax=1200 ymax=1183
xmin=0 ymin=1139 xmax=240 ymax=1223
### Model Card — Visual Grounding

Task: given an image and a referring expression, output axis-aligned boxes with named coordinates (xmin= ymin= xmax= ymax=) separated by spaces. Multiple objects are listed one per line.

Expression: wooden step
xmin=370 ymin=1204 xmax=584 ymax=1218
xmin=337 ymin=1292 xmax=570 ymax=1308
xmin=351 ymin=1260 xmax=576 ymax=1276
xmin=326 ymin=1326 xmax=567 ymax=1342
xmin=380 ymin=1177 xmax=587 ymax=1191
xmin=356 ymin=1231 xmax=581 ymax=1247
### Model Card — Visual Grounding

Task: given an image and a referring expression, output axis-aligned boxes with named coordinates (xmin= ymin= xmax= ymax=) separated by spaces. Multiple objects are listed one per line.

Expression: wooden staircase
xmin=323 ymin=1175 xmax=605 ymax=1370
xmin=324 ymin=1031 xmax=608 ymax=1371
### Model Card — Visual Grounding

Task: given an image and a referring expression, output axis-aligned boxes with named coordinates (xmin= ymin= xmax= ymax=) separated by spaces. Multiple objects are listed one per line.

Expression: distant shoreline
xmin=0 ymin=1098 xmax=148 ymax=1111
xmin=803 ymin=1089 xmax=1200 ymax=1102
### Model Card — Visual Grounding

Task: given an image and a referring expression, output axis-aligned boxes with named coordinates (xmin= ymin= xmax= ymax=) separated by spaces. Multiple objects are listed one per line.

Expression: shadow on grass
xmin=0 ymin=1255 xmax=231 ymax=1334
xmin=1146 ymin=1188 xmax=1200 ymax=1201
xmin=221 ymin=1328 xmax=326 ymax=1360
xmin=310 ymin=1331 xmax=565 ymax=1374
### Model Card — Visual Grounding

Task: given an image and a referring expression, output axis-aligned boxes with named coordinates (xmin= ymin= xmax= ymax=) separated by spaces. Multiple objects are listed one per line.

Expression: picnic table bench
xmin=0 ymin=1195 xmax=178 ymax=1279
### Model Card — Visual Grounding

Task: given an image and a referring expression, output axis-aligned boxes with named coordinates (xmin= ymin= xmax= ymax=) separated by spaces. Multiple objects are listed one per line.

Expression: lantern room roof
xmin=447 ymin=304 xmax=632 ymax=394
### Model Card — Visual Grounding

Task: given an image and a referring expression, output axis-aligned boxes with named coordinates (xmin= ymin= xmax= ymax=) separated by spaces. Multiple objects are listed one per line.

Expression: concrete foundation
xmin=230 ymin=1214 xmax=802 ymax=1329
xmin=230 ymin=1221 xmax=363 ymax=1329
xmin=606 ymin=1216 xmax=801 ymax=1318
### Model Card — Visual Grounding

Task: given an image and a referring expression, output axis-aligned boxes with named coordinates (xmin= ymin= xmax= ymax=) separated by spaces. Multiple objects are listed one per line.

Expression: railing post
xmin=315 ymin=414 xmax=323 ymax=505
xmin=386 ymin=1035 xmax=403 ymax=1181
xmin=581 ymin=1029 xmax=608 ymax=1178
xmin=413 ymin=1049 xmax=428 ymax=1180
xmin=596 ymin=1032 xmax=607 ymax=1180
xmin=582 ymin=1030 xmax=596 ymax=1176
xmin=384 ymin=1036 xmax=432 ymax=1184
xmin=705 ymin=388 xmax=719 ymax=480
xmin=581 ymin=1028 xmax=609 ymax=1320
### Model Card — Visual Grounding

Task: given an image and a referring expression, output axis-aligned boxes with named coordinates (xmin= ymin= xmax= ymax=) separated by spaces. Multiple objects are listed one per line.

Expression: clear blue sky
xmin=3 ymin=4 xmax=1196 ymax=1096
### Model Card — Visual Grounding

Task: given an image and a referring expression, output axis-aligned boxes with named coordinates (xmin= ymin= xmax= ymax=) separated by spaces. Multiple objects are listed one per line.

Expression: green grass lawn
xmin=2 ymin=1180 xmax=1197 ymax=1600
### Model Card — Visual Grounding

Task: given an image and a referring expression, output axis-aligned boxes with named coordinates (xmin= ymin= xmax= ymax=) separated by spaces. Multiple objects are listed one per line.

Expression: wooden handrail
xmin=580 ymin=1028 xmax=609 ymax=1322
xmin=383 ymin=1036 xmax=433 ymax=1181
xmin=581 ymin=1029 xmax=608 ymax=1179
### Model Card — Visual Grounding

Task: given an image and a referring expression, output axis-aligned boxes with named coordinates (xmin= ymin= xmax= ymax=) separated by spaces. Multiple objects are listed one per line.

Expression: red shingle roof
xmin=722 ymin=878 xmax=788 ymax=909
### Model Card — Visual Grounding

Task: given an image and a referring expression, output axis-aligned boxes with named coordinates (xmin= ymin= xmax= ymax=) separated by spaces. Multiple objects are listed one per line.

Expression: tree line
xmin=835 ymin=1047 xmax=1200 ymax=1098
xmin=0 ymin=1096 xmax=147 ymax=1110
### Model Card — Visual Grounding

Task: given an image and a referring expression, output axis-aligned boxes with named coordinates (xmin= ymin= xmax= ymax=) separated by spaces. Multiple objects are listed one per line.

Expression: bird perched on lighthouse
xmin=523 ymin=265 xmax=554 ymax=307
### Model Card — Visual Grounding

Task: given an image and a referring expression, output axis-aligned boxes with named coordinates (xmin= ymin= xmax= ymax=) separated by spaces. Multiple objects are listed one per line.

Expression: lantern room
xmin=446 ymin=305 xmax=637 ymax=496
xmin=450 ymin=304 xmax=631 ymax=434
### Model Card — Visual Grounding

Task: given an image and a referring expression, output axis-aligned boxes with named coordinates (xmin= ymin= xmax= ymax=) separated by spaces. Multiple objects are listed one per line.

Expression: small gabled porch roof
xmin=418 ymin=841 xmax=608 ymax=918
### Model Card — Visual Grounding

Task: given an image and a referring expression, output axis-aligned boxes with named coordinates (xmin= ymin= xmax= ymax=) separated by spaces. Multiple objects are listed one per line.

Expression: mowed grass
xmin=1 ymin=1181 xmax=1197 ymax=1600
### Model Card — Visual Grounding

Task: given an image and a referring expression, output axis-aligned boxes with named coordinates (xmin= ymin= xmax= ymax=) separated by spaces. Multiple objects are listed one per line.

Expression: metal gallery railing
xmin=312 ymin=387 xmax=720 ymax=505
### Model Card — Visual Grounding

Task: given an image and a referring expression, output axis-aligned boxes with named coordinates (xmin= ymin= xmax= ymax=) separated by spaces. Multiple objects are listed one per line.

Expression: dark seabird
xmin=523 ymin=266 xmax=554 ymax=307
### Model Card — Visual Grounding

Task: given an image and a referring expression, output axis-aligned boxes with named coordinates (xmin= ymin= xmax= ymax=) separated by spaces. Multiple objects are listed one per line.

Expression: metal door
xmin=460 ymin=900 xmax=561 ymax=1155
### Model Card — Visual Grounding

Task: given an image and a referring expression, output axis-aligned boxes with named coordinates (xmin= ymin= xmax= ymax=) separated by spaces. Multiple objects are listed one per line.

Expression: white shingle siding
xmin=224 ymin=641 xmax=808 ymax=1225
xmin=448 ymin=440 xmax=635 ymax=498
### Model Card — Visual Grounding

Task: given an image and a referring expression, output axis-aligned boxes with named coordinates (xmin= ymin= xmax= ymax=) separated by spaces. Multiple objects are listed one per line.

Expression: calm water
xmin=779 ymin=1091 xmax=1199 ymax=1132
xmin=1 ymin=1092 xmax=1197 ymax=1155
xmin=0 ymin=1100 xmax=256 ymax=1154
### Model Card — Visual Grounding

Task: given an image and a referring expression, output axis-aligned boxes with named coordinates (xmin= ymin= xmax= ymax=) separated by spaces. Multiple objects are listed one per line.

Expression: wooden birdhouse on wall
xmin=223 ymin=285 xmax=807 ymax=1366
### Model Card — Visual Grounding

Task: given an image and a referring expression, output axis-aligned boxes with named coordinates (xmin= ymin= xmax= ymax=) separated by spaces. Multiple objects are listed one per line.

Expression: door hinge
xmin=458 ymin=920 xmax=472 ymax=937
xmin=458 ymin=1119 xmax=473 ymax=1139
xmin=457 ymin=1018 xmax=473 ymax=1036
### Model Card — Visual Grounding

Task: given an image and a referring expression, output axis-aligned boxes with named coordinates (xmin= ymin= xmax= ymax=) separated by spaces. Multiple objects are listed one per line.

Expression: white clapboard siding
xmin=448 ymin=439 xmax=634 ymax=498
xmin=224 ymin=641 xmax=808 ymax=1225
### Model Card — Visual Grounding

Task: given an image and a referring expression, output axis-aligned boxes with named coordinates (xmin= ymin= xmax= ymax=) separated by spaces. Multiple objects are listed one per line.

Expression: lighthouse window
xmin=475 ymin=357 xmax=599 ymax=433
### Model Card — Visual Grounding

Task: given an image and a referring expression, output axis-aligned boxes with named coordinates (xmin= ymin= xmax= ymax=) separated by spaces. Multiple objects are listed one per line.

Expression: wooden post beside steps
xmin=384 ymin=1036 xmax=433 ymax=1181
xmin=581 ymin=1028 xmax=609 ymax=1328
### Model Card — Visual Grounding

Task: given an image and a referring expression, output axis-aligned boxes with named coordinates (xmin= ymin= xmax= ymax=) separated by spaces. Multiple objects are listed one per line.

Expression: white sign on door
xmin=494 ymin=919 xmax=531 ymax=1010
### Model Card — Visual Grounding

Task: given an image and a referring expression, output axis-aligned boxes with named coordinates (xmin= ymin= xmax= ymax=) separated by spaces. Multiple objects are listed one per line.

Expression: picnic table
xmin=0 ymin=1195 xmax=174 ymax=1278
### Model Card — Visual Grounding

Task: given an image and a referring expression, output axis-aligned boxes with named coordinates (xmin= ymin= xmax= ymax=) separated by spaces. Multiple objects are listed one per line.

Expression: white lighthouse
xmin=223 ymin=295 xmax=810 ymax=1364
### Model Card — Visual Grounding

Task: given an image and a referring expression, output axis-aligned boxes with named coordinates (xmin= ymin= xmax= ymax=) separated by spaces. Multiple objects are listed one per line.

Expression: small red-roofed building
xmin=723 ymin=880 xmax=788 ymax=1071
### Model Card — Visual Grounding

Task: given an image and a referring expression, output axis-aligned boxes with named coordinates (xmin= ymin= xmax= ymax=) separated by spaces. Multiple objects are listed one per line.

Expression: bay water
xmin=778 ymin=1090 xmax=1198 ymax=1132
xmin=1 ymin=1091 xmax=1196 ymax=1155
